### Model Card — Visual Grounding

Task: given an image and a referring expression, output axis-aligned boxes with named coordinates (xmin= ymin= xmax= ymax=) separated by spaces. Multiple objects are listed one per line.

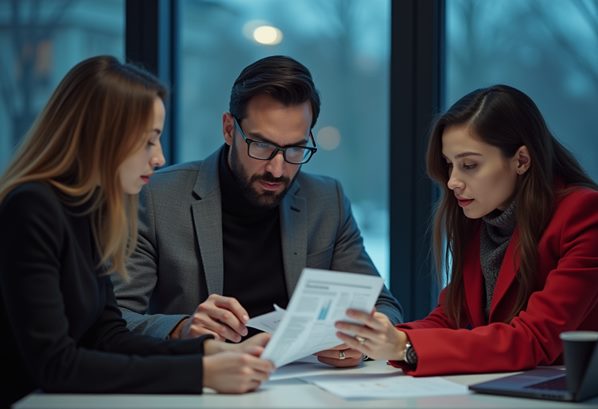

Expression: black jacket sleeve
xmin=0 ymin=183 xmax=208 ymax=397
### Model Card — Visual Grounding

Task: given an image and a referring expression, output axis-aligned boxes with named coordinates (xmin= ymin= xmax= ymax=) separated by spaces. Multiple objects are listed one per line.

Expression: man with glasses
xmin=114 ymin=55 xmax=402 ymax=368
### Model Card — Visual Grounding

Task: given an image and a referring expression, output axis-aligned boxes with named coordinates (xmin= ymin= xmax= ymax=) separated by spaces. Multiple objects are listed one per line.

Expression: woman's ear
xmin=515 ymin=145 xmax=531 ymax=175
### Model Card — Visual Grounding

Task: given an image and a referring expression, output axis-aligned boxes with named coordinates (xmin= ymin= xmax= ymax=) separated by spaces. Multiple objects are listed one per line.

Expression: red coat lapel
xmin=462 ymin=233 xmax=485 ymax=327
xmin=462 ymin=228 xmax=521 ymax=326
xmin=489 ymin=229 xmax=521 ymax=321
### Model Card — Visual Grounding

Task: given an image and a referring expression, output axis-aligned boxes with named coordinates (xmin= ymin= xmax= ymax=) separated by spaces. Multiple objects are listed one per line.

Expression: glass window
xmin=180 ymin=0 xmax=391 ymax=283
xmin=446 ymin=0 xmax=598 ymax=180
xmin=0 ymin=0 xmax=124 ymax=173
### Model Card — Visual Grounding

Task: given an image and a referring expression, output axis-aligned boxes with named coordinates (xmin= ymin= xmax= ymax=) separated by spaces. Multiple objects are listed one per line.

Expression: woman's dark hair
xmin=229 ymin=55 xmax=320 ymax=128
xmin=426 ymin=84 xmax=597 ymax=326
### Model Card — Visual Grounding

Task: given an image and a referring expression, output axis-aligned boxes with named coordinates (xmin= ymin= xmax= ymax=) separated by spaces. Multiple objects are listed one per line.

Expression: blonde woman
xmin=0 ymin=55 xmax=273 ymax=407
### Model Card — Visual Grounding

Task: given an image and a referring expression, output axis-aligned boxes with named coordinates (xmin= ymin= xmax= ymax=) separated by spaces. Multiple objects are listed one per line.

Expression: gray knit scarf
xmin=480 ymin=200 xmax=517 ymax=317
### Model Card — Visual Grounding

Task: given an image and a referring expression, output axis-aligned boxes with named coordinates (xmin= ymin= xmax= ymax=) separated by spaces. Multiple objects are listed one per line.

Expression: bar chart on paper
xmin=318 ymin=300 xmax=332 ymax=320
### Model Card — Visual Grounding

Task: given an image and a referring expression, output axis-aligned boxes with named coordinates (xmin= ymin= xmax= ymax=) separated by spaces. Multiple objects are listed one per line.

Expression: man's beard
xmin=229 ymin=144 xmax=296 ymax=208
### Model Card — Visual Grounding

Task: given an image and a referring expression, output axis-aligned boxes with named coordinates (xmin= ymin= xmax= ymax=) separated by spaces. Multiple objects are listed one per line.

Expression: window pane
xmin=0 ymin=0 xmax=124 ymax=173
xmin=446 ymin=0 xmax=598 ymax=180
xmin=180 ymin=0 xmax=391 ymax=283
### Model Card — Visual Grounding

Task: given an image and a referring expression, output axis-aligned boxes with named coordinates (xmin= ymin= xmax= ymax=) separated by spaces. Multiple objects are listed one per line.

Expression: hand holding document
xmin=251 ymin=268 xmax=383 ymax=368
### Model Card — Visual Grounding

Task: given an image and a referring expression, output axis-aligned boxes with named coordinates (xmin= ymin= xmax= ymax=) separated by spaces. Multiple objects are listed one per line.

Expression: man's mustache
xmin=252 ymin=173 xmax=290 ymax=184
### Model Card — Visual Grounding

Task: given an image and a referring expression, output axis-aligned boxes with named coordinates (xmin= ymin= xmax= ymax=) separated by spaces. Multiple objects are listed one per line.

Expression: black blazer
xmin=0 ymin=182 xmax=209 ymax=406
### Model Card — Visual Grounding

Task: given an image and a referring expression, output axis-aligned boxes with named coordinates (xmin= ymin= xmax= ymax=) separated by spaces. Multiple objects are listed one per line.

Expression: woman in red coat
xmin=336 ymin=84 xmax=598 ymax=376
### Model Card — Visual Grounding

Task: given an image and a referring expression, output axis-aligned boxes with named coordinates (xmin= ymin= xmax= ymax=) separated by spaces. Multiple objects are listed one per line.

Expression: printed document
xmin=260 ymin=268 xmax=383 ymax=368
xmin=302 ymin=373 xmax=469 ymax=399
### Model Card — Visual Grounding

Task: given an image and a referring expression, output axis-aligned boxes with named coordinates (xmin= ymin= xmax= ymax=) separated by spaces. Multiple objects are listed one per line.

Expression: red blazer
xmin=391 ymin=187 xmax=598 ymax=376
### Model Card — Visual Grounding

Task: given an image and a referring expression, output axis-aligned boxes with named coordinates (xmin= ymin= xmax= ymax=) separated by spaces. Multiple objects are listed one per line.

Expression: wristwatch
xmin=404 ymin=342 xmax=418 ymax=366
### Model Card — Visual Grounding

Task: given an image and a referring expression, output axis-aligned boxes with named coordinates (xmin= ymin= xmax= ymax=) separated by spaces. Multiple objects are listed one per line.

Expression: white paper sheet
xmin=268 ymin=355 xmax=332 ymax=381
xmin=261 ymin=268 xmax=383 ymax=368
xmin=246 ymin=304 xmax=285 ymax=333
xmin=302 ymin=373 xmax=469 ymax=399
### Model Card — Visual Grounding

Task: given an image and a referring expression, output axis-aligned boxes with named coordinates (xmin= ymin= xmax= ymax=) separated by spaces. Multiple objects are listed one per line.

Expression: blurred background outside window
xmin=0 ymin=0 xmax=124 ymax=171
xmin=446 ymin=0 xmax=598 ymax=181
xmin=2 ymin=0 xmax=597 ymax=290
xmin=179 ymin=0 xmax=392 ymax=284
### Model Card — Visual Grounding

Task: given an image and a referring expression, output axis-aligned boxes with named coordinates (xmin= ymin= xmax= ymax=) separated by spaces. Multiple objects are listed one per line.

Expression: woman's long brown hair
xmin=0 ymin=55 xmax=167 ymax=279
xmin=426 ymin=84 xmax=597 ymax=326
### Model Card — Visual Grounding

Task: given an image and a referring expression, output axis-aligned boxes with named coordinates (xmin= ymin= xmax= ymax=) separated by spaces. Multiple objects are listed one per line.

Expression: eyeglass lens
xmin=248 ymin=142 xmax=310 ymax=164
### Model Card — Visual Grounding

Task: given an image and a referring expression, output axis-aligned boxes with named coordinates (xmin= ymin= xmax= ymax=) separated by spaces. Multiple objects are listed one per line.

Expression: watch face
xmin=405 ymin=345 xmax=417 ymax=365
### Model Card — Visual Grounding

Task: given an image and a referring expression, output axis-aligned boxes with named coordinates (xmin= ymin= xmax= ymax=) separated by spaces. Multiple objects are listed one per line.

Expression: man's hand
xmin=315 ymin=343 xmax=363 ymax=368
xmin=170 ymin=294 xmax=249 ymax=342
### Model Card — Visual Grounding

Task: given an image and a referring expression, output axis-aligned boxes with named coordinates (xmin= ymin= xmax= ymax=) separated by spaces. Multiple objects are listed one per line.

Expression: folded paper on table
xmin=246 ymin=304 xmax=285 ymax=333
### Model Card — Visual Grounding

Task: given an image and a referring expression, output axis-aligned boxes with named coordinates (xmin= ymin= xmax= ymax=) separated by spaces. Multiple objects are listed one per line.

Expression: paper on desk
xmin=261 ymin=268 xmax=383 ymax=368
xmin=270 ymin=356 xmax=368 ymax=382
xmin=302 ymin=373 xmax=469 ymax=399
xmin=246 ymin=304 xmax=285 ymax=333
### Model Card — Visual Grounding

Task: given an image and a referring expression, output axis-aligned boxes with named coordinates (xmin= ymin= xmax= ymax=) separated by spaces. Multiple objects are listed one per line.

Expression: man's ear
xmin=222 ymin=112 xmax=235 ymax=145
xmin=515 ymin=145 xmax=531 ymax=175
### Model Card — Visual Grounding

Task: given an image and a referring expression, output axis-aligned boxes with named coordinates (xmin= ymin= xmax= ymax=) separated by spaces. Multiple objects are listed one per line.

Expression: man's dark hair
xmin=229 ymin=55 xmax=321 ymax=128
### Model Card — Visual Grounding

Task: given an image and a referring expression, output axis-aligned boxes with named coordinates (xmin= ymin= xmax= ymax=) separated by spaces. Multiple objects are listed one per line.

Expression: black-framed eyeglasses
xmin=233 ymin=117 xmax=317 ymax=165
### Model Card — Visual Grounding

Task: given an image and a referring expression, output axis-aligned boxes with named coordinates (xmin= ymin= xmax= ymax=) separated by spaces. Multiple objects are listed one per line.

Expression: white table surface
xmin=13 ymin=360 xmax=598 ymax=409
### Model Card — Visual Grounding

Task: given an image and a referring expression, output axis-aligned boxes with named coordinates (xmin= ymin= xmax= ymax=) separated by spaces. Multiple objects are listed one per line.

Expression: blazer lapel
xmin=463 ymin=233 xmax=486 ymax=327
xmin=489 ymin=229 xmax=520 ymax=320
xmin=191 ymin=149 xmax=224 ymax=296
xmin=280 ymin=180 xmax=307 ymax=295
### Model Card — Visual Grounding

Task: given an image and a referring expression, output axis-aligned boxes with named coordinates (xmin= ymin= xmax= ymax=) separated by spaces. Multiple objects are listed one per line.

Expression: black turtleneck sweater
xmin=218 ymin=147 xmax=289 ymax=325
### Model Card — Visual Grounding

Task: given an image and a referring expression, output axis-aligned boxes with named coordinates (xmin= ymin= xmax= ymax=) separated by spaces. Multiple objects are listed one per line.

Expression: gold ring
xmin=338 ymin=350 xmax=346 ymax=360
xmin=356 ymin=336 xmax=366 ymax=345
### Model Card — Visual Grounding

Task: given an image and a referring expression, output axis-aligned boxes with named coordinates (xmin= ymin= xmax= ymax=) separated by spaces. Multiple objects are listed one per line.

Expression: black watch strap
xmin=404 ymin=342 xmax=418 ymax=366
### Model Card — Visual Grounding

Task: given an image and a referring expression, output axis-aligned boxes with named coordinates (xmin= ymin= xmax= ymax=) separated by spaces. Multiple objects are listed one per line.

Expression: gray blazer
xmin=114 ymin=147 xmax=402 ymax=338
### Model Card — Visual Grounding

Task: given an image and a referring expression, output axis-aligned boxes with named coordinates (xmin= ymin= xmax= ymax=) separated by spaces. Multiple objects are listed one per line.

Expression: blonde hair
xmin=0 ymin=55 xmax=167 ymax=279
